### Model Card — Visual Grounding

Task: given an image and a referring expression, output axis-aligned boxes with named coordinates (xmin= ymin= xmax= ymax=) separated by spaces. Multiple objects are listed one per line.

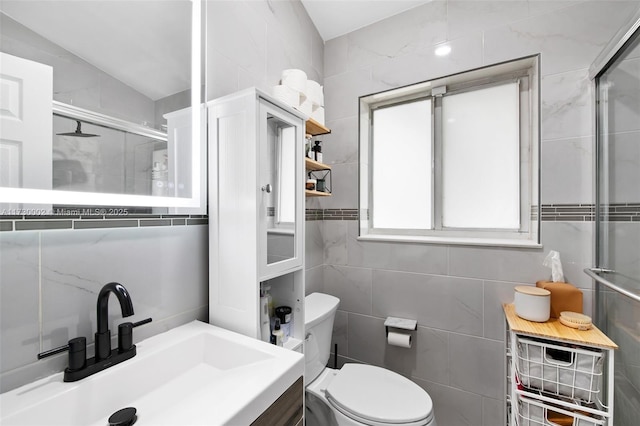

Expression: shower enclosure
xmin=586 ymin=10 xmax=640 ymax=426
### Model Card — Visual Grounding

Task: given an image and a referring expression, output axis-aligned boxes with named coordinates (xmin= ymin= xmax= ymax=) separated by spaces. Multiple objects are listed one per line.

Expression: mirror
xmin=265 ymin=112 xmax=297 ymax=265
xmin=0 ymin=0 xmax=204 ymax=214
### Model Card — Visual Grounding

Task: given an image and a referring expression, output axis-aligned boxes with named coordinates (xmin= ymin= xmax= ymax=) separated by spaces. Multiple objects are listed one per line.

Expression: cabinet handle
xmin=261 ymin=184 xmax=272 ymax=193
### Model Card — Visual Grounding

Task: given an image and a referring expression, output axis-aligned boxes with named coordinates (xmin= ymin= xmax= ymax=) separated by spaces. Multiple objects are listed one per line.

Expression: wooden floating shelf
xmin=305 ymin=118 xmax=331 ymax=136
xmin=305 ymin=190 xmax=331 ymax=197
xmin=305 ymin=157 xmax=331 ymax=171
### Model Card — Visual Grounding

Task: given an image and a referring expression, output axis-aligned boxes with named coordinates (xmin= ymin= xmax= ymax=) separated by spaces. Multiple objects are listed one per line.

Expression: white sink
xmin=0 ymin=321 xmax=304 ymax=425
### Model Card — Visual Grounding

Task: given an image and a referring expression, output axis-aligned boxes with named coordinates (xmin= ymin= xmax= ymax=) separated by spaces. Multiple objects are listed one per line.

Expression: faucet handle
xmin=118 ymin=318 xmax=152 ymax=353
xmin=37 ymin=337 xmax=87 ymax=371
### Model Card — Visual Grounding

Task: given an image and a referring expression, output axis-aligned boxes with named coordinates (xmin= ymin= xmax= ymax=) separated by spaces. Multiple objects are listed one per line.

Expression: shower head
xmin=56 ymin=120 xmax=100 ymax=138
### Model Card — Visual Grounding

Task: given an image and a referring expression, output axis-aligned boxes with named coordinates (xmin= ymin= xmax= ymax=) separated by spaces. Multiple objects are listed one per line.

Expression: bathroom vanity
xmin=504 ymin=304 xmax=617 ymax=426
xmin=0 ymin=321 xmax=304 ymax=425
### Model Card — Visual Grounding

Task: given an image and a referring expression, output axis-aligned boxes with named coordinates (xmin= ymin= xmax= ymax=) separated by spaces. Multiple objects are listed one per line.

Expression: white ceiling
xmin=301 ymin=0 xmax=432 ymax=41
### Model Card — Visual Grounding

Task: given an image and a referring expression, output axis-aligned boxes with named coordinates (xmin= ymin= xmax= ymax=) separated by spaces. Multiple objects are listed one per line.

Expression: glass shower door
xmin=593 ymin=23 xmax=640 ymax=426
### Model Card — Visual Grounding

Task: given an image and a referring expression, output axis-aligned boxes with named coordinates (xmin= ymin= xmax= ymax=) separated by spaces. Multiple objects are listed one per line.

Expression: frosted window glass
xmin=442 ymin=83 xmax=520 ymax=229
xmin=372 ymin=100 xmax=432 ymax=229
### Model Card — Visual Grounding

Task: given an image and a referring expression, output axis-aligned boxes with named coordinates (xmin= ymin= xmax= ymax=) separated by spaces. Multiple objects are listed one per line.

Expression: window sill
xmin=357 ymin=234 xmax=542 ymax=249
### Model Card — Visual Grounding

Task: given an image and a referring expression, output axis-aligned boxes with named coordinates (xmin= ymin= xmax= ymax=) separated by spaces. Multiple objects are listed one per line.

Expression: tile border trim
xmin=304 ymin=204 xmax=640 ymax=222
xmin=0 ymin=214 xmax=208 ymax=232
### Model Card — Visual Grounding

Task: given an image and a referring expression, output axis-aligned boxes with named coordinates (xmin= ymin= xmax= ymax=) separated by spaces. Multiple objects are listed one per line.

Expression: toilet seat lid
xmin=326 ymin=364 xmax=433 ymax=425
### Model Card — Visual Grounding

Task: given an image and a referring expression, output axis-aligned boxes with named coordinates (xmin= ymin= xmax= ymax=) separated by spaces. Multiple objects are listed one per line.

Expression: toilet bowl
xmin=304 ymin=293 xmax=437 ymax=426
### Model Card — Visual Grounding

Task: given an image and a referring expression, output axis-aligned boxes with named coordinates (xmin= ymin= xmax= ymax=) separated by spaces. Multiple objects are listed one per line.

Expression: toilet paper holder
xmin=384 ymin=317 xmax=417 ymax=336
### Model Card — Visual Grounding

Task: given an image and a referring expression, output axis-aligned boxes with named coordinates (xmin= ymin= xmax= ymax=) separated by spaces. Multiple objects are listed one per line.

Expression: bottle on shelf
xmin=272 ymin=318 xmax=284 ymax=347
xmin=312 ymin=140 xmax=322 ymax=163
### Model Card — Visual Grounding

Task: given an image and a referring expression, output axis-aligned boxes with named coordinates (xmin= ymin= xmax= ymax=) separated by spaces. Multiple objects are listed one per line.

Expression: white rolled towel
xmin=281 ymin=69 xmax=307 ymax=93
xmin=273 ymin=85 xmax=300 ymax=108
xmin=296 ymin=98 xmax=314 ymax=116
xmin=306 ymin=79 xmax=323 ymax=106
xmin=311 ymin=106 xmax=325 ymax=125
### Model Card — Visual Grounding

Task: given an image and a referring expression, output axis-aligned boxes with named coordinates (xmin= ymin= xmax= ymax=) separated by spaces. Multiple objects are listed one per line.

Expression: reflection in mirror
xmin=0 ymin=0 xmax=204 ymax=213
xmin=266 ymin=114 xmax=297 ymax=265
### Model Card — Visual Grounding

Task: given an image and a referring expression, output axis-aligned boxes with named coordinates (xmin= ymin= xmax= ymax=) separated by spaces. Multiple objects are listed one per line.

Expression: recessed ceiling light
xmin=435 ymin=45 xmax=451 ymax=57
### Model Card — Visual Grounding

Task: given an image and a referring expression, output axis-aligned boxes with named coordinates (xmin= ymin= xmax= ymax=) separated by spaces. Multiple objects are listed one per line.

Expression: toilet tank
xmin=304 ymin=293 xmax=340 ymax=383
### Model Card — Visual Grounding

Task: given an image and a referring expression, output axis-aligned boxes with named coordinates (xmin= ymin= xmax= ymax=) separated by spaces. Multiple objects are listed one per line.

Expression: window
xmin=359 ymin=56 xmax=540 ymax=246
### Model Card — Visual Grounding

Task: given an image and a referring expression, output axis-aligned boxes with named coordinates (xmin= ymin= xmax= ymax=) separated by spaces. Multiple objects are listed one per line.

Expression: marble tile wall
xmin=311 ymin=1 xmax=640 ymax=425
xmin=205 ymin=0 xmax=324 ymax=101
xmin=0 ymin=225 xmax=208 ymax=393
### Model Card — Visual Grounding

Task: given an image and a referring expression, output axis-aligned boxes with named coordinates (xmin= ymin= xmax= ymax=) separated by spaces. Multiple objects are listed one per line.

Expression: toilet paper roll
xmin=387 ymin=331 xmax=412 ymax=348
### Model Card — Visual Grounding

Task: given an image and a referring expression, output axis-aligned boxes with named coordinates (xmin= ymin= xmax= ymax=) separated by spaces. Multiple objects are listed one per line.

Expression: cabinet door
xmin=208 ymin=92 xmax=260 ymax=338
xmin=258 ymin=99 xmax=304 ymax=280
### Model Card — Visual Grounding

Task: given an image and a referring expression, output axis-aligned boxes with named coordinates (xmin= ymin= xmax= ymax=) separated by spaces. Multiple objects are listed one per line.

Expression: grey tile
xmin=140 ymin=219 xmax=171 ymax=227
xmin=347 ymin=313 xmax=386 ymax=367
xmin=40 ymin=226 xmax=208 ymax=350
xmin=372 ymin=270 xmax=484 ymax=336
xmin=305 ymin=221 xmax=324 ymax=269
xmin=332 ymin=310 xmax=349 ymax=358
xmin=317 ymin=162 xmax=358 ymax=210
xmin=541 ymin=69 xmax=592 ymax=141
xmin=483 ymin=280 xmax=519 ymax=341
xmin=323 ymin=220 xmax=348 ymax=266
xmin=305 ymin=265 xmax=325 ymax=296
xmin=371 ymin=33 xmax=483 ymax=91
xmin=207 ymin=0 xmax=266 ymax=80
xmin=483 ymin=1 xmax=639 ymax=76
xmin=541 ymin=137 xmax=593 ymax=205
xmin=73 ymin=220 xmax=138 ymax=230
xmin=412 ymin=378 xmax=484 ymax=426
xmin=448 ymin=246 xmax=547 ymax=284
xmin=322 ymin=116 xmax=358 ymax=166
xmin=447 ymin=0 xmax=528 ymax=40
xmin=449 ymin=333 xmax=505 ymax=399
xmin=347 ymin=221 xmax=449 ymax=275
xmin=345 ymin=0 xmax=447 ymax=72
xmin=482 ymin=396 xmax=505 ymax=426
xmin=186 ymin=218 xmax=208 ymax=225
xmin=0 ymin=232 xmax=40 ymax=374
xmin=323 ymin=68 xmax=373 ymax=122
xmin=324 ymin=36 xmax=348 ymax=78
xmin=324 ymin=265 xmax=372 ymax=315
xmin=15 ymin=220 xmax=72 ymax=231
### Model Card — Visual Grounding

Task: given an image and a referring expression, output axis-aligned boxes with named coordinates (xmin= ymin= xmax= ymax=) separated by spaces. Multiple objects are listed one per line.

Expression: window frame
xmin=358 ymin=55 xmax=541 ymax=247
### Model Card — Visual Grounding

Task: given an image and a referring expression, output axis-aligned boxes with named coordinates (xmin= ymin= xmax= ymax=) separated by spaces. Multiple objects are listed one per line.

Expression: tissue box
xmin=536 ymin=281 xmax=583 ymax=318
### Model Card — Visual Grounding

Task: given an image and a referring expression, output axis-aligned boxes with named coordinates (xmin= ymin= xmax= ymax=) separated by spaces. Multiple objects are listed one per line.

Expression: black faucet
xmin=37 ymin=282 xmax=151 ymax=382
xmin=95 ymin=282 xmax=134 ymax=360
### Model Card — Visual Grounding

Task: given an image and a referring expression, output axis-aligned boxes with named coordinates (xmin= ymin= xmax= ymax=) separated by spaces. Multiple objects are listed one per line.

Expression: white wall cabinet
xmin=208 ymin=88 xmax=305 ymax=348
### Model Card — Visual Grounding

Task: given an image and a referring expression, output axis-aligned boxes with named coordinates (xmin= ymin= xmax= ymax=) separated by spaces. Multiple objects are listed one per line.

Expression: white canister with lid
xmin=514 ymin=286 xmax=551 ymax=322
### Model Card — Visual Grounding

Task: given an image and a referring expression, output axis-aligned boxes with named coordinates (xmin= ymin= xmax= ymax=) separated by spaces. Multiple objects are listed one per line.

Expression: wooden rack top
xmin=503 ymin=303 xmax=617 ymax=349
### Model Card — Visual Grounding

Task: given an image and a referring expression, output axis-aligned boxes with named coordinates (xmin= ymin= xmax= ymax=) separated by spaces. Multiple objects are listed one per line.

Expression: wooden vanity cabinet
xmin=251 ymin=377 xmax=303 ymax=426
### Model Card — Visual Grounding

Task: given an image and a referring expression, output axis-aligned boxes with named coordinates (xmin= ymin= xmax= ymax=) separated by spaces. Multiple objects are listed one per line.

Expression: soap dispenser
xmin=313 ymin=140 xmax=323 ymax=163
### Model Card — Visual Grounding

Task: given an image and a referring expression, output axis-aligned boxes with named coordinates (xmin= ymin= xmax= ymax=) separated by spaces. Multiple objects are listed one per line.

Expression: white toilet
xmin=304 ymin=293 xmax=437 ymax=426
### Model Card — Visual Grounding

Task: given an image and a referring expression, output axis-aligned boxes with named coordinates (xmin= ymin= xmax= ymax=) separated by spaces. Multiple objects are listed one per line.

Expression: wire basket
xmin=515 ymin=394 xmax=605 ymax=426
xmin=515 ymin=336 xmax=604 ymax=404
